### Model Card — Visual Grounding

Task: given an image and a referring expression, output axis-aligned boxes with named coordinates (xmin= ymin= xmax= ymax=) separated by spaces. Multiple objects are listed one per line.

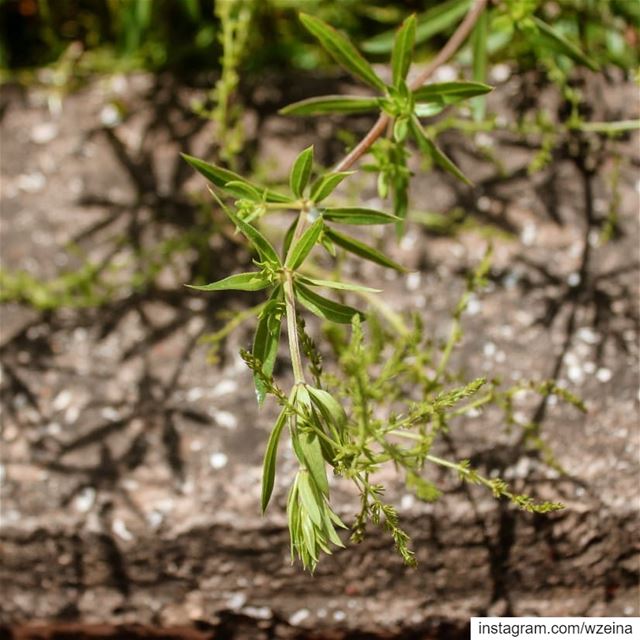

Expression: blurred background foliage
xmin=1 ymin=0 xmax=637 ymax=78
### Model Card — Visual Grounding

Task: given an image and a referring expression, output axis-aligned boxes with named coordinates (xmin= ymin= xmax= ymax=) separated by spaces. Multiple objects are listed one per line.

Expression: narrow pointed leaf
xmin=307 ymin=386 xmax=347 ymax=436
xmin=187 ymin=272 xmax=270 ymax=292
xmin=410 ymin=118 xmax=472 ymax=186
xmin=285 ymin=217 xmax=324 ymax=270
xmin=300 ymin=13 xmax=386 ymax=91
xmin=225 ymin=180 xmax=263 ymax=201
xmin=323 ymin=207 xmax=401 ymax=225
xmin=280 ymin=95 xmax=380 ymax=117
xmin=290 ymin=146 xmax=314 ymax=198
xmin=363 ymin=0 xmax=471 ymax=54
xmin=298 ymin=471 xmax=323 ymax=526
xmin=283 ymin=217 xmax=298 ymax=259
xmin=253 ymin=288 xmax=283 ymax=405
xmin=261 ymin=406 xmax=288 ymax=512
xmin=209 ymin=187 xmax=282 ymax=265
xmin=470 ymin=9 xmax=488 ymax=121
xmin=532 ymin=17 xmax=599 ymax=72
xmin=413 ymin=81 xmax=492 ymax=105
xmin=295 ymin=282 xmax=364 ymax=324
xmin=310 ymin=171 xmax=355 ymax=203
xmin=298 ymin=276 xmax=381 ymax=294
xmin=299 ymin=431 xmax=330 ymax=497
xmin=325 ymin=228 xmax=407 ymax=272
xmin=392 ymin=14 xmax=416 ymax=86
xmin=182 ymin=153 xmax=290 ymax=203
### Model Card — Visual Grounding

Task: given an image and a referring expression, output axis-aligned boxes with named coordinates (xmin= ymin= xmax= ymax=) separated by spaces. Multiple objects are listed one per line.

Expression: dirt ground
xmin=0 ymin=69 xmax=638 ymax=639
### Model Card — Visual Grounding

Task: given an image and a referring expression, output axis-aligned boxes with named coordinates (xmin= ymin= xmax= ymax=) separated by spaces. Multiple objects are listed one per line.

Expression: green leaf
xmin=394 ymin=116 xmax=409 ymax=142
xmin=225 ymin=180 xmax=263 ymax=202
xmin=280 ymin=95 xmax=380 ymax=117
xmin=532 ymin=17 xmax=599 ymax=72
xmin=261 ymin=405 xmax=288 ymax=512
xmin=182 ymin=153 xmax=290 ymax=203
xmin=253 ymin=289 xmax=283 ymax=405
xmin=310 ymin=171 xmax=355 ymax=203
xmin=363 ymin=0 xmax=472 ymax=54
xmin=323 ymin=207 xmax=400 ymax=226
xmin=325 ymin=228 xmax=407 ymax=272
xmin=470 ymin=9 xmax=488 ymax=121
xmin=186 ymin=271 xmax=270 ymax=292
xmin=412 ymin=81 xmax=493 ymax=105
xmin=392 ymin=14 xmax=416 ymax=87
xmin=295 ymin=282 xmax=364 ymax=324
xmin=298 ymin=276 xmax=381 ymax=294
xmin=290 ymin=145 xmax=314 ymax=198
xmin=300 ymin=13 xmax=386 ymax=92
xmin=298 ymin=470 xmax=323 ymax=526
xmin=209 ymin=187 xmax=282 ymax=265
xmin=307 ymin=386 xmax=347 ymax=440
xmin=298 ymin=431 xmax=330 ymax=497
xmin=285 ymin=217 xmax=324 ymax=270
xmin=410 ymin=118 xmax=472 ymax=186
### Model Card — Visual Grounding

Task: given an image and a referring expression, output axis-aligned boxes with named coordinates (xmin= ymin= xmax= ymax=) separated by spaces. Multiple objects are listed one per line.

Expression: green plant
xmin=182 ymin=2 xmax=610 ymax=572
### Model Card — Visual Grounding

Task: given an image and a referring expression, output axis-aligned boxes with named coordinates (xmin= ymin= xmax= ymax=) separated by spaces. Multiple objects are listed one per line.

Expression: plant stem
xmin=283 ymin=269 xmax=306 ymax=384
xmin=333 ymin=0 xmax=488 ymax=173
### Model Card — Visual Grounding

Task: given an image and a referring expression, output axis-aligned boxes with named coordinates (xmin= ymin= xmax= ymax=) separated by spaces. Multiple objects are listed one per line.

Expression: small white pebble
xmin=490 ymin=63 xmax=511 ymax=83
xmin=243 ymin=606 xmax=272 ymax=620
xmin=100 ymin=103 xmax=122 ymax=127
xmin=483 ymin=342 xmax=497 ymax=358
xmin=212 ymin=379 xmax=238 ymax=397
xmin=227 ymin=593 xmax=247 ymax=610
xmin=400 ymin=494 xmax=415 ymax=511
xmin=595 ymin=368 xmax=612 ymax=383
xmin=333 ymin=610 xmax=346 ymax=622
xmin=406 ymin=272 xmax=421 ymax=291
xmin=567 ymin=272 xmax=581 ymax=287
xmin=74 ymin=487 xmax=96 ymax=513
xmin=477 ymin=196 xmax=491 ymax=212
xmin=112 ymin=518 xmax=134 ymax=541
xmin=186 ymin=387 xmax=204 ymax=402
xmin=577 ymin=327 xmax=600 ymax=345
xmin=494 ymin=350 xmax=506 ymax=363
xmin=100 ymin=407 xmax=121 ymax=422
xmin=52 ymin=390 xmax=72 ymax=412
xmin=567 ymin=365 xmax=584 ymax=384
xmin=212 ymin=410 xmax=237 ymax=430
xmin=466 ymin=297 xmax=481 ymax=316
xmin=209 ymin=452 xmax=228 ymax=470
xmin=17 ymin=172 xmax=46 ymax=193
xmin=31 ymin=122 xmax=59 ymax=144
xmin=433 ymin=64 xmax=457 ymax=82
xmin=289 ymin=609 xmax=310 ymax=626
xmin=520 ymin=223 xmax=537 ymax=246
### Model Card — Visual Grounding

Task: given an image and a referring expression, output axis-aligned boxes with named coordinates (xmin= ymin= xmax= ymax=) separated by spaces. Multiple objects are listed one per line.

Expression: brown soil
xmin=0 ymin=70 xmax=638 ymax=639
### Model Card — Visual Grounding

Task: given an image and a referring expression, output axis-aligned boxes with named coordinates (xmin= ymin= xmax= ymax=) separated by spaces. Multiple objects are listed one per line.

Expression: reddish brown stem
xmin=333 ymin=0 xmax=488 ymax=173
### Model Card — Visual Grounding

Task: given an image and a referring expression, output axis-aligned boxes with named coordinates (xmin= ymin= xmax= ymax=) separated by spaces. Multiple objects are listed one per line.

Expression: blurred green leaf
xmin=363 ymin=0 xmax=472 ymax=54
xmin=391 ymin=14 xmax=416 ymax=87
xmin=295 ymin=283 xmax=364 ymax=324
xmin=182 ymin=153 xmax=290 ymax=203
xmin=186 ymin=272 xmax=270 ymax=292
xmin=280 ymin=95 xmax=381 ymax=116
xmin=253 ymin=290 xmax=284 ymax=405
xmin=323 ymin=207 xmax=401 ymax=225
xmin=410 ymin=118 xmax=472 ymax=186
xmin=286 ymin=217 xmax=324 ymax=270
xmin=290 ymin=145 xmax=314 ymax=198
xmin=298 ymin=276 xmax=381 ymax=293
xmin=532 ymin=16 xmax=599 ymax=71
xmin=325 ymin=228 xmax=407 ymax=272
xmin=310 ymin=171 xmax=356 ymax=203
xmin=261 ymin=405 xmax=288 ymax=512
xmin=300 ymin=13 xmax=386 ymax=91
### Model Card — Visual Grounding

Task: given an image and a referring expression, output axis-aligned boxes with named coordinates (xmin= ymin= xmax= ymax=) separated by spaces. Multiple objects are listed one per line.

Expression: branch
xmin=333 ymin=0 xmax=489 ymax=173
